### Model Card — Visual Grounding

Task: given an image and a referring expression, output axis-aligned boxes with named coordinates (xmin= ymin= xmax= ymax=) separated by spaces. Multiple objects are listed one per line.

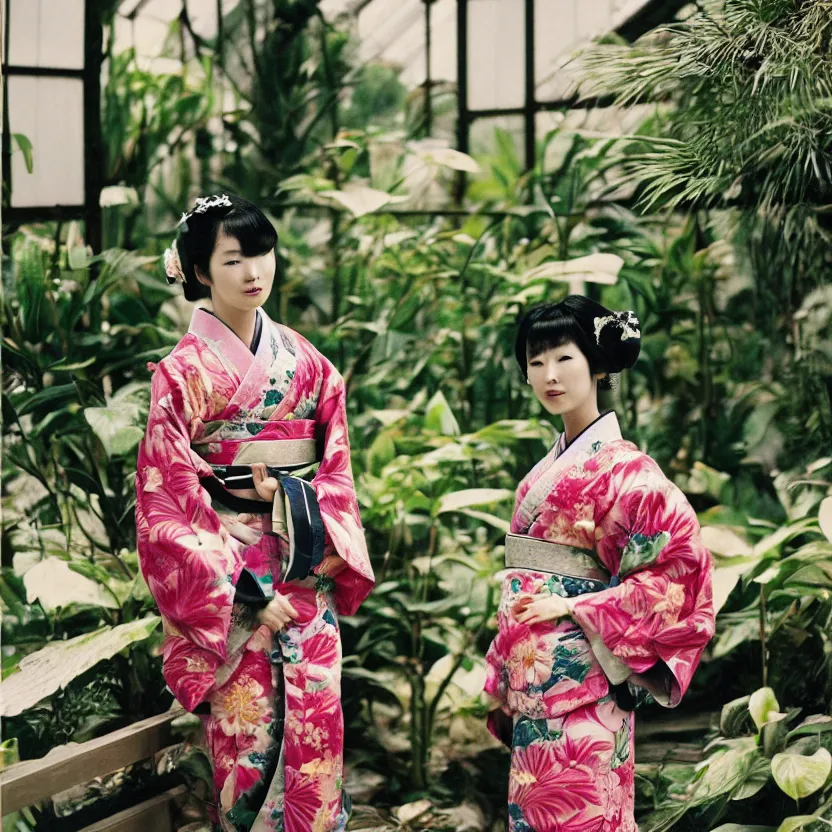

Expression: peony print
xmin=484 ymin=412 xmax=714 ymax=830
xmin=213 ymin=675 xmax=270 ymax=736
xmin=136 ymin=309 xmax=374 ymax=831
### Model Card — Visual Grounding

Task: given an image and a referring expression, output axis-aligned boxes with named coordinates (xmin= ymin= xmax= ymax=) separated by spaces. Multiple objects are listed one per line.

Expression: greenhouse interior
xmin=2 ymin=0 xmax=832 ymax=831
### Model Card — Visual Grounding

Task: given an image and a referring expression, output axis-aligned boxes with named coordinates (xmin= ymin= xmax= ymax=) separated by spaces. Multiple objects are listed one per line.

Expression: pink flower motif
xmin=212 ymin=674 xmax=270 ymax=736
xmin=283 ymin=766 xmax=321 ymax=832
xmin=147 ymin=559 xmax=232 ymax=656
xmin=656 ymin=581 xmax=686 ymax=626
xmin=510 ymin=742 xmax=602 ymax=831
xmin=302 ymin=631 xmax=340 ymax=672
xmin=506 ymin=633 xmax=553 ymax=689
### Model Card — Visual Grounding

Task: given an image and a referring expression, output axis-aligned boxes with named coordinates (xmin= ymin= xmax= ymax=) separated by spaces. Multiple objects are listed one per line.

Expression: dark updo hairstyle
xmin=175 ymin=193 xmax=278 ymax=301
xmin=515 ymin=295 xmax=641 ymax=391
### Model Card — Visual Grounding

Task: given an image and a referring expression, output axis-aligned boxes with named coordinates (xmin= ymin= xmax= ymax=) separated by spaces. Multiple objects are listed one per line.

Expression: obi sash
xmin=195 ymin=429 xmax=325 ymax=591
xmin=504 ymin=532 xmax=608 ymax=583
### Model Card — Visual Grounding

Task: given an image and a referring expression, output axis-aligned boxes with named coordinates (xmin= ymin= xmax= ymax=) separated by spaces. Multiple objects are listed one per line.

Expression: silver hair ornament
xmin=593 ymin=311 xmax=641 ymax=345
xmin=177 ymin=193 xmax=233 ymax=226
xmin=163 ymin=241 xmax=186 ymax=284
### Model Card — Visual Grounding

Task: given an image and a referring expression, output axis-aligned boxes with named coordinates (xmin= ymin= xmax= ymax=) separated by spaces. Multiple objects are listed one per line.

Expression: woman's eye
xmin=225 ymin=260 xmax=240 ymax=266
xmin=559 ymin=355 xmax=572 ymax=361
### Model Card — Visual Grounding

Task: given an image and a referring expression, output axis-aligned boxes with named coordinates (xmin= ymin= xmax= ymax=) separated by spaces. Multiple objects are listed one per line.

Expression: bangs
xmin=525 ymin=315 xmax=586 ymax=360
xmin=220 ymin=207 xmax=277 ymax=257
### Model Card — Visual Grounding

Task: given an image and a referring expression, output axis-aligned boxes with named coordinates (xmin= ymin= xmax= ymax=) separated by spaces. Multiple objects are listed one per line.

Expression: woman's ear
xmin=194 ymin=264 xmax=211 ymax=287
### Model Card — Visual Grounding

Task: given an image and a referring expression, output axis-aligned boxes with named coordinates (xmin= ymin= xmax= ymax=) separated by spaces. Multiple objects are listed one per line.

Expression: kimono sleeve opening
xmin=310 ymin=358 xmax=374 ymax=616
xmin=569 ymin=457 xmax=715 ymax=708
xmin=135 ymin=364 xmax=246 ymax=713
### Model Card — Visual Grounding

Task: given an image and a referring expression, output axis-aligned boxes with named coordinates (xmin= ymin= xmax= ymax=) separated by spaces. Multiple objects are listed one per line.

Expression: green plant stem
xmin=760 ymin=587 xmax=768 ymax=687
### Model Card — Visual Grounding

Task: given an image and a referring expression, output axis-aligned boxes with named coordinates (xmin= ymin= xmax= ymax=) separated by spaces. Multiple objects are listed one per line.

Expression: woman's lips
xmin=546 ymin=391 xmax=565 ymax=397
xmin=245 ymin=287 xmax=262 ymax=296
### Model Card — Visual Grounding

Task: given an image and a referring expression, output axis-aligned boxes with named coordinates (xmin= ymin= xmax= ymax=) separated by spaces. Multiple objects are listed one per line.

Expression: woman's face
xmin=527 ymin=340 xmax=600 ymax=416
xmin=197 ymin=230 xmax=276 ymax=312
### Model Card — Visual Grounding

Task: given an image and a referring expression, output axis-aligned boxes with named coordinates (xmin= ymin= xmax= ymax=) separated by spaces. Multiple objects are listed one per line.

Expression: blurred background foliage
xmin=1 ymin=0 xmax=831 ymax=830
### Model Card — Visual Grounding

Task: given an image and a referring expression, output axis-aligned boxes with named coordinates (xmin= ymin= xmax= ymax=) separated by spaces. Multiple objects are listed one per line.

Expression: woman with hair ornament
xmin=483 ymin=295 xmax=714 ymax=832
xmin=136 ymin=194 xmax=374 ymax=831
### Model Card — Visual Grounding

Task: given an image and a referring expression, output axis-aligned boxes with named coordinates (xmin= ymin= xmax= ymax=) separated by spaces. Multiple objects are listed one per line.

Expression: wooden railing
xmin=0 ymin=707 xmax=187 ymax=831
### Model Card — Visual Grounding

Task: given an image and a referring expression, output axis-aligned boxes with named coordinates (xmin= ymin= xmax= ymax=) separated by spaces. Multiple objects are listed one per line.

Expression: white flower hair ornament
xmin=178 ymin=193 xmax=233 ymax=226
xmin=165 ymin=194 xmax=233 ymax=284
xmin=163 ymin=241 xmax=186 ymax=285
xmin=593 ymin=310 xmax=641 ymax=345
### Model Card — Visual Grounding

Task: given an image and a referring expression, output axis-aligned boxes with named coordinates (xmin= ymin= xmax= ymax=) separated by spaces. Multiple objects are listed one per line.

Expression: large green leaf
xmin=23 ymin=557 xmax=120 ymax=611
xmin=320 ymin=184 xmax=407 ymax=217
xmin=749 ymin=687 xmax=781 ymax=731
xmin=819 ymin=497 xmax=832 ymax=543
xmin=771 ymin=748 xmax=832 ymax=800
xmin=12 ymin=133 xmax=33 ymax=173
xmin=424 ymin=390 xmax=460 ymax=437
xmin=437 ymin=488 xmax=514 ymax=515
xmin=519 ymin=253 xmax=624 ymax=287
xmin=84 ymin=404 xmax=144 ymax=458
xmin=0 ymin=616 xmax=160 ymax=717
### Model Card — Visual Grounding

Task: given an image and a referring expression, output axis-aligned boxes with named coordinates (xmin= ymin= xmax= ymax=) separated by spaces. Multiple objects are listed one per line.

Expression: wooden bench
xmin=0 ymin=707 xmax=190 ymax=831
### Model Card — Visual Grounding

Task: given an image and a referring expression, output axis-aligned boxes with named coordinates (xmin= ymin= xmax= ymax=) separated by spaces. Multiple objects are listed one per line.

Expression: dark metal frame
xmin=2 ymin=0 xmax=102 ymax=249
xmin=0 ymin=0 xmax=679 ymax=230
xmin=454 ymin=0 xmax=680 ymax=172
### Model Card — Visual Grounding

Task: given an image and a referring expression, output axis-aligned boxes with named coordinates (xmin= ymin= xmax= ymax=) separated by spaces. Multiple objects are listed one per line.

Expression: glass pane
xmin=8 ymin=76 xmax=85 ymax=208
xmin=469 ymin=114 xmax=524 ymax=158
xmin=468 ymin=0 xmax=524 ymax=110
xmin=428 ymin=0 xmax=457 ymax=84
xmin=576 ymin=0 xmax=614 ymax=36
xmin=358 ymin=0 xmax=423 ymax=64
xmin=534 ymin=0 xmax=576 ymax=103
xmin=535 ymin=0 xmax=614 ymax=104
xmin=8 ymin=0 xmax=84 ymax=69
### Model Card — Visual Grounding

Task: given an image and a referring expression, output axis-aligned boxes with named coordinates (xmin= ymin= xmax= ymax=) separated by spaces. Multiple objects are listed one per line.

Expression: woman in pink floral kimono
xmin=135 ymin=194 xmax=374 ymax=831
xmin=483 ymin=296 xmax=715 ymax=832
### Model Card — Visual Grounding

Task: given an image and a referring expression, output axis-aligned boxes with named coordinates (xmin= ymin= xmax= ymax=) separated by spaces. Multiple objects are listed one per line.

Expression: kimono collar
xmin=561 ymin=410 xmax=622 ymax=454
xmin=189 ymin=306 xmax=267 ymax=378
xmin=514 ymin=411 xmax=623 ymax=534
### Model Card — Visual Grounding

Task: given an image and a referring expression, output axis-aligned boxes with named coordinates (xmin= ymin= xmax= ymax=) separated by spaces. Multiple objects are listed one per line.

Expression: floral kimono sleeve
xmin=570 ymin=454 xmax=715 ymax=707
xmin=310 ymin=357 xmax=374 ymax=616
xmin=135 ymin=361 xmax=245 ymax=712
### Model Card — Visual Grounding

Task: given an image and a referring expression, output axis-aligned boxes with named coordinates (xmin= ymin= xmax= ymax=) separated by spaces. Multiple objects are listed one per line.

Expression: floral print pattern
xmin=484 ymin=412 xmax=714 ymax=830
xmin=136 ymin=309 xmax=373 ymax=830
xmin=508 ymin=700 xmax=637 ymax=832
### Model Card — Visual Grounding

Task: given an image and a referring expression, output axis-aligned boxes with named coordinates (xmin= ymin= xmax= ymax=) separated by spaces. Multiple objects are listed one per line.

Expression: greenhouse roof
xmin=116 ymin=0 xmax=687 ymax=97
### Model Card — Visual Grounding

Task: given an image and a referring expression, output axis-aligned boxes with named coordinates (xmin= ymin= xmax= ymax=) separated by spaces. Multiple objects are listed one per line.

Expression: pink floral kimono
xmin=135 ymin=308 xmax=374 ymax=831
xmin=484 ymin=412 xmax=714 ymax=832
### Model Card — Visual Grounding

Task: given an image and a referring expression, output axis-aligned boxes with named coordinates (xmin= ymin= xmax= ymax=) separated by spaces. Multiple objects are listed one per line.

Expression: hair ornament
xmin=593 ymin=310 xmax=641 ymax=345
xmin=177 ymin=194 xmax=232 ymax=226
xmin=163 ymin=241 xmax=186 ymax=284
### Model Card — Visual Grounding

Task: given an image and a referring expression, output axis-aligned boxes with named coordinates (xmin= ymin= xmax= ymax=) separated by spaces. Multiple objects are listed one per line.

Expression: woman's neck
xmin=561 ymin=400 xmax=602 ymax=446
xmin=209 ymin=301 xmax=258 ymax=349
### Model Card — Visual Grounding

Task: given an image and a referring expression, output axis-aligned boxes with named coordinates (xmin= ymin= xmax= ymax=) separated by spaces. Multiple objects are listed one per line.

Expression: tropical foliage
xmin=1 ymin=0 xmax=831 ymax=830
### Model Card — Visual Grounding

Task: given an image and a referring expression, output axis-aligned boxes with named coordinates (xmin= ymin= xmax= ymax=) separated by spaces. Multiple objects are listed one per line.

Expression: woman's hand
xmin=252 ymin=463 xmax=279 ymax=502
xmin=257 ymin=592 xmax=298 ymax=632
xmin=512 ymin=593 xmax=573 ymax=625
xmin=316 ymin=554 xmax=348 ymax=578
